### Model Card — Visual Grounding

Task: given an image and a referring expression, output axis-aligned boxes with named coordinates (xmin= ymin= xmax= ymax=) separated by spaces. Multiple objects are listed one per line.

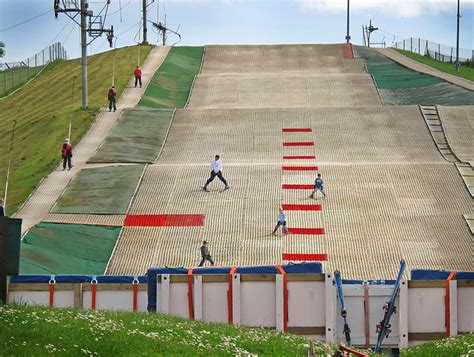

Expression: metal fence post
xmin=410 ymin=37 xmax=413 ymax=52
xmin=418 ymin=38 xmax=421 ymax=55
xmin=403 ymin=40 xmax=405 ymax=50
xmin=27 ymin=58 xmax=30 ymax=80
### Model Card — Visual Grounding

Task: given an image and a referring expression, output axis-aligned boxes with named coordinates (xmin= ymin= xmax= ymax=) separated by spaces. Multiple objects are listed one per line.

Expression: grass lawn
xmin=395 ymin=49 xmax=474 ymax=82
xmin=0 ymin=304 xmax=331 ymax=356
xmin=399 ymin=333 xmax=474 ymax=356
xmin=0 ymin=45 xmax=153 ymax=215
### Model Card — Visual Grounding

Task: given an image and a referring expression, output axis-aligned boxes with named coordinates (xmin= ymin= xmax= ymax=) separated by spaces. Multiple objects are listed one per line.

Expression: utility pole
xmin=366 ymin=20 xmax=379 ymax=48
xmin=455 ymin=0 xmax=461 ymax=72
xmin=142 ymin=0 xmax=148 ymax=44
xmin=152 ymin=21 xmax=181 ymax=46
xmin=80 ymin=0 xmax=88 ymax=109
xmin=54 ymin=0 xmax=114 ymax=109
xmin=345 ymin=0 xmax=351 ymax=43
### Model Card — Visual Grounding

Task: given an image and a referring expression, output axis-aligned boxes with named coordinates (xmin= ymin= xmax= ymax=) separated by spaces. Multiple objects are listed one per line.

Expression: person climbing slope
xmin=108 ymin=85 xmax=117 ymax=112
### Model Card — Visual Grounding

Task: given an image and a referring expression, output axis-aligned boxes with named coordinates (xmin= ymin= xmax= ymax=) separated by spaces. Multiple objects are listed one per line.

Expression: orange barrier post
xmin=132 ymin=277 xmax=139 ymax=312
xmin=276 ymin=265 xmax=288 ymax=332
xmin=48 ymin=277 xmax=56 ymax=308
xmin=227 ymin=266 xmax=237 ymax=324
xmin=445 ymin=271 xmax=456 ymax=337
xmin=187 ymin=268 xmax=194 ymax=319
xmin=91 ymin=278 xmax=98 ymax=310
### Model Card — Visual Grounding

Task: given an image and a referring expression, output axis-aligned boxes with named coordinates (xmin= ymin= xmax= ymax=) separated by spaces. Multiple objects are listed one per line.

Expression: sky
xmin=0 ymin=0 xmax=473 ymax=62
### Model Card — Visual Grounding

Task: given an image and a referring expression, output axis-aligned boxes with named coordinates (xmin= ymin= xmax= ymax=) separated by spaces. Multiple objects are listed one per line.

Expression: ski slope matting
xmin=106 ymin=45 xmax=473 ymax=278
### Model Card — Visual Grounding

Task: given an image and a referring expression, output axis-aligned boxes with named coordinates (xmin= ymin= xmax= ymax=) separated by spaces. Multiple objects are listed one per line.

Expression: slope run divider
xmin=185 ymin=46 xmax=206 ymax=108
xmin=138 ymin=46 xmax=204 ymax=109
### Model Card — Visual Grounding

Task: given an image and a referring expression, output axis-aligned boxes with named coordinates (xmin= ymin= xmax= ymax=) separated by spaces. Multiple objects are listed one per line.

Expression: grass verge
xmin=139 ymin=46 xmax=203 ymax=109
xmin=0 ymin=304 xmax=332 ymax=356
xmin=399 ymin=333 xmax=474 ymax=356
xmin=395 ymin=49 xmax=474 ymax=81
xmin=0 ymin=45 xmax=153 ymax=215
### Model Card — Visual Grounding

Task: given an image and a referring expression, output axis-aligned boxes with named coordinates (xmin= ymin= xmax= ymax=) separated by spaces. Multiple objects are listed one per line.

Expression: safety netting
xmin=89 ymin=108 xmax=174 ymax=163
xmin=51 ymin=164 xmax=145 ymax=214
xmin=19 ymin=222 xmax=121 ymax=275
xmin=354 ymin=45 xmax=474 ymax=106
xmin=139 ymin=46 xmax=204 ymax=109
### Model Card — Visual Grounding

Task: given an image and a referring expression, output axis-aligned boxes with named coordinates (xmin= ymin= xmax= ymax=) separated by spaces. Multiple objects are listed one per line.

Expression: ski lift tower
xmin=54 ymin=0 xmax=114 ymax=109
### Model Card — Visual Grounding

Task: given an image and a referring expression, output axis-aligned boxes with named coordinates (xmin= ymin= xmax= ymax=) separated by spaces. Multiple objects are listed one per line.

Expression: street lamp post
xmin=455 ymin=0 xmax=460 ymax=72
xmin=345 ymin=0 xmax=351 ymax=43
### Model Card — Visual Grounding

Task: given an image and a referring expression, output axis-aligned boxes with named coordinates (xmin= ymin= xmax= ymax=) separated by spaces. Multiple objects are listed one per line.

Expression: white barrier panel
xmin=200 ymin=276 xmax=229 ymax=324
xmin=82 ymin=284 xmax=148 ymax=312
xmin=287 ymin=275 xmax=326 ymax=336
xmin=240 ymin=276 xmax=276 ymax=327
xmin=458 ymin=281 xmax=474 ymax=333
xmin=8 ymin=283 xmax=78 ymax=308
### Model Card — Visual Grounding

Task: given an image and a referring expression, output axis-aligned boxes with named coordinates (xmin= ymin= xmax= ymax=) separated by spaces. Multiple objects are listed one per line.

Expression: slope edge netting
xmin=19 ymin=222 xmax=121 ymax=275
xmin=89 ymin=108 xmax=174 ymax=163
xmin=51 ymin=164 xmax=145 ymax=214
xmin=138 ymin=46 xmax=204 ymax=109
xmin=354 ymin=45 xmax=474 ymax=106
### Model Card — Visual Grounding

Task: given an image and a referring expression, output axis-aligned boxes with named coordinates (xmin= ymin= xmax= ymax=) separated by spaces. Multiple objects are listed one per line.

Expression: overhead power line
xmin=0 ymin=9 xmax=51 ymax=32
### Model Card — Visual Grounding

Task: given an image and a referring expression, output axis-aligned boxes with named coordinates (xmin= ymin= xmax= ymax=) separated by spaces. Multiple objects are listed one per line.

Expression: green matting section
xmin=19 ymin=222 xmax=121 ymax=275
xmin=354 ymin=46 xmax=474 ymax=106
xmin=51 ymin=164 xmax=145 ymax=214
xmin=89 ymin=108 xmax=174 ymax=163
xmin=139 ymin=46 xmax=204 ymax=109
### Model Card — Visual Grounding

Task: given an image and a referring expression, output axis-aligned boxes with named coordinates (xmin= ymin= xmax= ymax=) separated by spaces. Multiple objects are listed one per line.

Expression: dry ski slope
xmin=107 ymin=45 xmax=473 ymax=278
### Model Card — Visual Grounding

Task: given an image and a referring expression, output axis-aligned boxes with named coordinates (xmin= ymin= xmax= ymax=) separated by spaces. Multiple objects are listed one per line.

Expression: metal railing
xmin=392 ymin=38 xmax=473 ymax=64
xmin=0 ymin=42 xmax=68 ymax=97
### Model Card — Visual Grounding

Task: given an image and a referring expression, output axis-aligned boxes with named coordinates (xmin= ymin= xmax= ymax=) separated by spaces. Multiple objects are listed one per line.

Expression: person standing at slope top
xmin=134 ymin=66 xmax=142 ymax=88
xmin=108 ymin=86 xmax=117 ymax=112
xmin=202 ymin=155 xmax=230 ymax=192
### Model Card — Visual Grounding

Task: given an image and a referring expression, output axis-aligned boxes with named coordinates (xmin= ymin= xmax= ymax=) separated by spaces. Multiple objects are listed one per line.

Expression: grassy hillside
xmin=0 ymin=45 xmax=153 ymax=215
xmin=0 ymin=304 xmax=330 ymax=356
xmin=395 ymin=49 xmax=474 ymax=81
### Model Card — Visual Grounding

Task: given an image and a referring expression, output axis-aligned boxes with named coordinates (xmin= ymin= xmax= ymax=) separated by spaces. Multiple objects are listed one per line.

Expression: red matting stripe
xmin=282 ymin=166 xmax=318 ymax=171
xmin=282 ymin=204 xmax=321 ymax=211
xmin=288 ymin=228 xmax=325 ymax=235
xmin=282 ymin=128 xmax=312 ymax=133
xmin=341 ymin=43 xmax=354 ymax=59
xmin=124 ymin=214 xmax=205 ymax=227
xmin=282 ymin=184 xmax=314 ymax=190
xmin=283 ymin=155 xmax=316 ymax=160
xmin=282 ymin=253 xmax=328 ymax=261
xmin=283 ymin=142 xmax=314 ymax=147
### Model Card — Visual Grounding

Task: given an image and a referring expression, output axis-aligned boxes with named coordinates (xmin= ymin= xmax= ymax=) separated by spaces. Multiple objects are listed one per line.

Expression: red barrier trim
xmin=91 ymin=280 xmax=97 ymax=310
xmin=282 ymin=166 xmax=318 ymax=171
xmin=276 ymin=265 xmax=288 ymax=333
xmin=282 ymin=128 xmax=312 ymax=132
xmin=283 ymin=155 xmax=316 ymax=160
xmin=132 ymin=281 xmax=139 ymax=312
xmin=124 ymin=214 xmax=205 ymax=227
xmin=288 ymin=227 xmax=325 ymax=235
xmin=282 ymin=253 xmax=328 ymax=261
xmin=282 ymin=204 xmax=321 ymax=211
xmin=445 ymin=271 xmax=456 ymax=337
xmin=187 ymin=267 xmax=194 ymax=320
xmin=227 ymin=266 xmax=237 ymax=324
xmin=338 ymin=345 xmax=368 ymax=357
xmin=282 ymin=184 xmax=314 ymax=190
xmin=48 ymin=281 xmax=55 ymax=308
xmin=283 ymin=142 xmax=314 ymax=147
xmin=364 ymin=283 xmax=370 ymax=348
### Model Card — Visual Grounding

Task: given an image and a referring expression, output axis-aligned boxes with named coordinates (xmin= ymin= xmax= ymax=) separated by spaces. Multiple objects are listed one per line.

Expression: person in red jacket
xmin=61 ymin=138 xmax=73 ymax=171
xmin=134 ymin=66 xmax=142 ymax=88
xmin=108 ymin=86 xmax=117 ymax=112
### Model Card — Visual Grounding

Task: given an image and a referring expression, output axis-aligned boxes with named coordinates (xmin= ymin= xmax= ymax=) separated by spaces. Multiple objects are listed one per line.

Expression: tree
xmin=0 ymin=41 xmax=5 ymax=58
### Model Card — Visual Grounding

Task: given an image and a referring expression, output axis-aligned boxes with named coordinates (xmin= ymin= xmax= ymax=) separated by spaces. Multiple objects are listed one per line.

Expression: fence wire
xmin=0 ymin=42 xmax=68 ymax=97
xmin=392 ymin=38 xmax=473 ymax=64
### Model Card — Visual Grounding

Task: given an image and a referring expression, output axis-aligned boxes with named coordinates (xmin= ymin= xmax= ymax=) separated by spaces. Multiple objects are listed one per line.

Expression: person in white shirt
xmin=202 ymin=155 xmax=229 ymax=192
xmin=272 ymin=207 xmax=289 ymax=236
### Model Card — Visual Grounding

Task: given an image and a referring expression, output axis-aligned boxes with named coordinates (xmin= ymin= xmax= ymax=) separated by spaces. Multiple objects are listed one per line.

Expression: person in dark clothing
xmin=61 ymin=138 xmax=73 ymax=171
xmin=309 ymin=173 xmax=326 ymax=199
xmin=108 ymin=86 xmax=117 ymax=112
xmin=198 ymin=240 xmax=214 ymax=267
xmin=134 ymin=66 xmax=142 ymax=88
xmin=202 ymin=155 xmax=229 ymax=192
xmin=0 ymin=198 xmax=4 ymax=216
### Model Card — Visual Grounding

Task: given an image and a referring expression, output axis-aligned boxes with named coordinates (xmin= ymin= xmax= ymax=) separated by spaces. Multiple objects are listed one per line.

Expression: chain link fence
xmin=0 ymin=42 xmax=68 ymax=97
xmin=392 ymin=38 xmax=473 ymax=65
